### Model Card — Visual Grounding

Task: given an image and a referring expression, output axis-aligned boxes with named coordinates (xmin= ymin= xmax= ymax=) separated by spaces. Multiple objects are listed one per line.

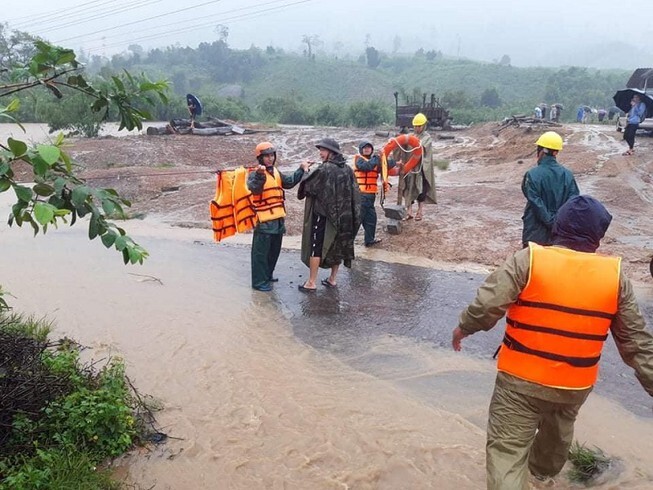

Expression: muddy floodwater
xmin=2 ymin=210 xmax=653 ymax=489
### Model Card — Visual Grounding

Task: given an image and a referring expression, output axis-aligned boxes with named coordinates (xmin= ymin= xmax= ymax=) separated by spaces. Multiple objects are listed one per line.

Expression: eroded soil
xmin=65 ymin=122 xmax=653 ymax=281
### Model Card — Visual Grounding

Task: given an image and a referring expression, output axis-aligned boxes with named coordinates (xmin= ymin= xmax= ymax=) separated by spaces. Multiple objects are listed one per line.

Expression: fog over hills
xmin=5 ymin=0 xmax=652 ymax=69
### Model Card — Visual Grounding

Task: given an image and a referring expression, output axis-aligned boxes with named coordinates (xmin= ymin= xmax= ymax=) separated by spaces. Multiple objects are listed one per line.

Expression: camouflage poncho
xmin=298 ymin=154 xmax=361 ymax=268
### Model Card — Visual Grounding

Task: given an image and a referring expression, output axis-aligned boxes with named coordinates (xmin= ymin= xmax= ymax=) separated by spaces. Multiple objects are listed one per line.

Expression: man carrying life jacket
xmin=451 ymin=195 xmax=653 ymax=489
xmin=353 ymin=141 xmax=396 ymax=247
xmin=246 ymin=142 xmax=310 ymax=292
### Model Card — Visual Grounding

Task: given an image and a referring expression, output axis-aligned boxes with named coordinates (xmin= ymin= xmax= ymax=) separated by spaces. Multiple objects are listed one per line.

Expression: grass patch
xmin=567 ymin=442 xmax=611 ymax=484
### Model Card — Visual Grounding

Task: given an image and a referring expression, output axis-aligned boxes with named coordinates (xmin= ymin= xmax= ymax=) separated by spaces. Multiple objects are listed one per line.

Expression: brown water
xmin=2 ymin=207 xmax=653 ymax=489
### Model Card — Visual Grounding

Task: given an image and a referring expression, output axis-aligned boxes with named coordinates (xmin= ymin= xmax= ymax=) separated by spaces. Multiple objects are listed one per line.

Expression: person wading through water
xmin=247 ymin=142 xmax=310 ymax=291
xmin=452 ymin=195 xmax=653 ymax=489
xmin=297 ymin=138 xmax=360 ymax=291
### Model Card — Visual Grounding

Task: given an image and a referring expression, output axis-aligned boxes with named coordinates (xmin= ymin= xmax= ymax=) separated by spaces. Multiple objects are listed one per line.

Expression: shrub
xmin=348 ymin=100 xmax=392 ymax=127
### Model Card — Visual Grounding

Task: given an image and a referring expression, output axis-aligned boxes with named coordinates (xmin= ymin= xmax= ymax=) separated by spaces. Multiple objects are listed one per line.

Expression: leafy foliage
xmin=0 ymin=34 xmax=169 ymax=283
xmin=0 ymin=315 xmax=139 ymax=489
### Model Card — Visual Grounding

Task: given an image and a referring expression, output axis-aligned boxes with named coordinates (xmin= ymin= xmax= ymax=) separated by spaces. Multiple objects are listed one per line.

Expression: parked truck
xmin=394 ymin=92 xmax=451 ymax=131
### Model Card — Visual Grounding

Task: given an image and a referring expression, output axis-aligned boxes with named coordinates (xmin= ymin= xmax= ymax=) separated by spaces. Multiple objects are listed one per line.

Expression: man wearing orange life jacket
xmin=451 ymin=195 xmax=653 ymax=489
xmin=247 ymin=142 xmax=310 ymax=292
xmin=353 ymin=141 xmax=396 ymax=247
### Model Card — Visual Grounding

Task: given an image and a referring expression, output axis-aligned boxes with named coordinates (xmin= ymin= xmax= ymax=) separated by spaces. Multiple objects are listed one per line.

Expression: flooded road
xmin=2 ymin=216 xmax=653 ymax=489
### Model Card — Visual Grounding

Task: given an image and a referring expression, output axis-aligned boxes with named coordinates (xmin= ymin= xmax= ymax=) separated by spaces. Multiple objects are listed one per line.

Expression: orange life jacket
xmin=498 ymin=243 xmax=620 ymax=390
xmin=232 ymin=167 xmax=258 ymax=233
xmin=353 ymin=155 xmax=379 ymax=194
xmin=209 ymin=171 xmax=237 ymax=242
xmin=250 ymin=167 xmax=286 ymax=223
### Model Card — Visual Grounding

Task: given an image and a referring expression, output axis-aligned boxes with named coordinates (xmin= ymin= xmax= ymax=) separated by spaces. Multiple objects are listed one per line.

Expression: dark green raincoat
xmin=298 ymin=154 xmax=361 ymax=268
xmin=521 ymin=155 xmax=579 ymax=246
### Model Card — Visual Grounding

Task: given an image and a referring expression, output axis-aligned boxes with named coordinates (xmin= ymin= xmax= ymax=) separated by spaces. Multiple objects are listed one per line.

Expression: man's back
xmin=522 ymin=156 xmax=579 ymax=245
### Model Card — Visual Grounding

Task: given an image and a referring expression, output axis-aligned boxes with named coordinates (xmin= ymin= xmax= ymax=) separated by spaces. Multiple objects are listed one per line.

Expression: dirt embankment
xmin=64 ymin=122 xmax=653 ymax=281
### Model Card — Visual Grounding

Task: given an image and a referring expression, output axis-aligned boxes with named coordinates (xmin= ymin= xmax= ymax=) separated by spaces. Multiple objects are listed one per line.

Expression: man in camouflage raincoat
xmin=297 ymin=138 xmax=361 ymax=291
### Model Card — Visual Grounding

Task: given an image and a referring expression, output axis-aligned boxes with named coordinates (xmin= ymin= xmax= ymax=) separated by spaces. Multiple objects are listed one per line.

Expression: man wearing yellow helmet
xmin=402 ymin=112 xmax=436 ymax=221
xmin=521 ymin=131 xmax=579 ymax=247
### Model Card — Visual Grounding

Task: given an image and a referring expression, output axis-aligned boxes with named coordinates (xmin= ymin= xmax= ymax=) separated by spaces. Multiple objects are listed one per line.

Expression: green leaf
xmin=0 ymin=162 xmax=9 ymax=175
xmin=101 ymin=199 xmax=117 ymax=216
xmin=6 ymin=98 xmax=20 ymax=112
xmin=112 ymin=76 xmax=125 ymax=92
xmin=7 ymin=138 xmax=27 ymax=157
xmin=37 ymin=145 xmax=61 ymax=165
xmin=34 ymin=202 xmax=55 ymax=225
xmin=0 ymin=178 xmax=10 ymax=192
xmin=88 ymin=214 xmax=99 ymax=239
xmin=32 ymin=157 xmax=49 ymax=177
xmin=14 ymin=185 xmax=32 ymax=202
xmin=71 ymin=186 xmax=90 ymax=208
xmin=101 ymin=231 xmax=117 ymax=248
xmin=33 ymin=183 xmax=55 ymax=196
xmin=114 ymin=236 xmax=127 ymax=251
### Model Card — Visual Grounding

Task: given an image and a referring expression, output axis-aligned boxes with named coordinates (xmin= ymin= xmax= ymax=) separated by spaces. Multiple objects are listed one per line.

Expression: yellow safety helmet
xmin=535 ymin=131 xmax=563 ymax=151
xmin=255 ymin=141 xmax=276 ymax=157
xmin=412 ymin=113 xmax=428 ymax=127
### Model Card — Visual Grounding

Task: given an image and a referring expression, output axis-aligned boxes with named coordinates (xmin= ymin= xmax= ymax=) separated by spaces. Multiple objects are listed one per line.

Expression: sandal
xmin=415 ymin=214 xmax=423 ymax=221
xmin=623 ymin=150 xmax=634 ymax=156
xmin=298 ymin=284 xmax=317 ymax=293
xmin=402 ymin=214 xmax=414 ymax=221
xmin=321 ymin=278 xmax=337 ymax=289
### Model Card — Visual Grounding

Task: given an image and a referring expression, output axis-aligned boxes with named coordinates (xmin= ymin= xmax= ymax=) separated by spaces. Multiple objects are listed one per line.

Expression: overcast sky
xmin=4 ymin=0 xmax=653 ymax=69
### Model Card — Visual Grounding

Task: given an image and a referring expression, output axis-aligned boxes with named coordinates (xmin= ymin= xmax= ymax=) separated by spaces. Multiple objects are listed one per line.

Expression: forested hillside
xmin=2 ymin=27 xmax=631 ymax=130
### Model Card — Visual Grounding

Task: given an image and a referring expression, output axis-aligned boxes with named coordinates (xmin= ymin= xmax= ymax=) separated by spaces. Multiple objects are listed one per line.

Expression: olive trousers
xmin=486 ymin=381 xmax=583 ymax=489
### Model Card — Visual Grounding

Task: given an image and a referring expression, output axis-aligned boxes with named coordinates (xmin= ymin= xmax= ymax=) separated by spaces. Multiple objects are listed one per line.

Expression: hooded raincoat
xmin=298 ymin=153 xmax=361 ymax=268
xmin=457 ymin=196 xmax=653 ymax=489
xmin=402 ymin=130 xmax=436 ymax=205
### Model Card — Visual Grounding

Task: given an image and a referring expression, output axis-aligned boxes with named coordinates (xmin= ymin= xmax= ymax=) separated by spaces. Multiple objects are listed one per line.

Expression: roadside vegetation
xmin=0 ymin=313 xmax=157 ymax=489
xmin=567 ymin=442 xmax=613 ymax=484
xmin=1 ymin=27 xmax=168 ymax=489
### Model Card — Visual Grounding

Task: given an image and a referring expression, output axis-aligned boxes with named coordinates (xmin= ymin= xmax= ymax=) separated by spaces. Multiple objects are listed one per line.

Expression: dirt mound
xmin=64 ymin=123 xmax=653 ymax=281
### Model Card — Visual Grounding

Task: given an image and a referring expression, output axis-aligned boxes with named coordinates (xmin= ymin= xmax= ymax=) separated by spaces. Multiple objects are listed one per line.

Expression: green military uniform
xmin=458 ymin=247 xmax=653 ymax=489
xmin=402 ymin=130 xmax=437 ymax=205
xmin=247 ymin=167 xmax=305 ymax=289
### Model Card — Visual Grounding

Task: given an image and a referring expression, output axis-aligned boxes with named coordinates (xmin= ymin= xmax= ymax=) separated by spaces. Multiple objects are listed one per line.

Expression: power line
xmin=56 ymin=0 xmax=289 ymax=44
xmin=7 ymin=0 xmax=106 ymax=25
xmin=31 ymin=0 xmax=164 ymax=35
xmin=11 ymin=0 xmax=133 ymax=30
xmin=83 ymin=0 xmax=313 ymax=54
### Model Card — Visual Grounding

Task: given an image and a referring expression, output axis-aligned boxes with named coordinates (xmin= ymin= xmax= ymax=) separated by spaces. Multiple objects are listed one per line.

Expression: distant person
xmin=521 ymin=131 xmax=579 ymax=247
xmin=402 ymin=113 xmax=436 ymax=221
xmin=540 ymin=103 xmax=547 ymax=120
xmin=186 ymin=93 xmax=201 ymax=129
xmin=598 ymin=108 xmax=607 ymax=122
xmin=452 ymin=195 xmax=653 ymax=490
xmin=576 ymin=106 xmax=584 ymax=123
xmin=549 ymin=105 xmax=558 ymax=122
xmin=622 ymin=94 xmax=647 ymax=156
xmin=247 ymin=142 xmax=310 ymax=291
xmin=534 ymin=106 xmax=542 ymax=119
xmin=353 ymin=141 xmax=396 ymax=247
xmin=608 ymin=105 xmax=625 ymax=121
xmin=297 ymin=138 xmax=360 ymax=291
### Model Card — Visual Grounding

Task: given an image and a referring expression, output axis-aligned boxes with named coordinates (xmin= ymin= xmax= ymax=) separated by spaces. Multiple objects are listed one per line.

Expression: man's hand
xmin=256 ymin=165 xmax=267 ymax=174
xmin=300 ymin=161 xmax=311 ymax=172
xmin=452 ymin=327 xmax=469 ymax=351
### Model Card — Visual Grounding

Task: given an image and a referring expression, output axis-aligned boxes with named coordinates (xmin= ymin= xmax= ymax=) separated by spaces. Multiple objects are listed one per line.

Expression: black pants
xmin=624 ymin=123 xmax=639 ymax=150
xmin=417 ymin=168 xmax=431 ymax=203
